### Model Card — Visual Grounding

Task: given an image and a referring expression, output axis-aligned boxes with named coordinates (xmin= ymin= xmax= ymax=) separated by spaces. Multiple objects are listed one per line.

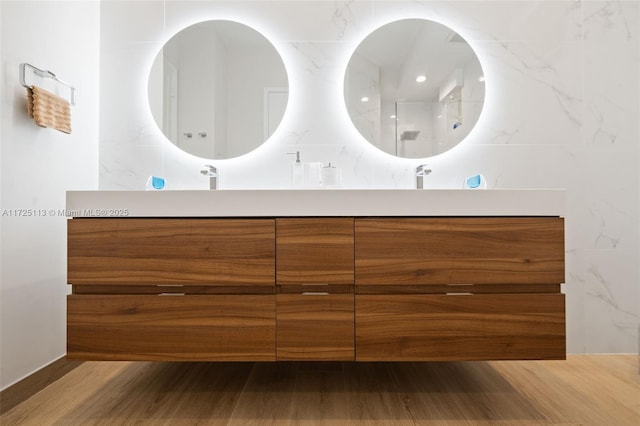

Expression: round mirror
xmin=344 ymin=19 xmax=485 ymax=158
xmin=148 ymin=20 xmax=288 ymax=159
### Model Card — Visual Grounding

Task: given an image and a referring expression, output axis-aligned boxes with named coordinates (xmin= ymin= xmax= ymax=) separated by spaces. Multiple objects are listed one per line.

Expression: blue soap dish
xmin=145 ymin=176 xmax=166 ymax=190
xmin=465 ymin=174 xmax=486 ymax=189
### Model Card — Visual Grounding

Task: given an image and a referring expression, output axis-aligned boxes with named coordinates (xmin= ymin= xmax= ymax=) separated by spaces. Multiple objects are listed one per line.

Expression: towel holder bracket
xmin=20 ymin=62 xmax=75 ymax=106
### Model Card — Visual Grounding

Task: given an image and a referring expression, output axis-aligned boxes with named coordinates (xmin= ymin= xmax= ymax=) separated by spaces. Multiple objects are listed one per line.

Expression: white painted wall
xmin=99 ymin=0 xmax=639 ymax=354
xmin=0 ymin=0 xmax=99 ymax=390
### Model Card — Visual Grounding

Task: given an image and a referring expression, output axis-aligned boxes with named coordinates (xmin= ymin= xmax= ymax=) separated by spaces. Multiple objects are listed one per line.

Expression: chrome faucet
xmin=200 ymin=165 xmax=217 ymax=190
xmin=415 ymin=164 xmax=431 ymax=189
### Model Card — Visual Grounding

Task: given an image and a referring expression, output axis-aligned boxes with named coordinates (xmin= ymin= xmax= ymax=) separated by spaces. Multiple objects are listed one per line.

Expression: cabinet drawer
xmin=68 ymin=218 xmax=275 ymax=285
xmin=277 ymin=293 xmax=354 ymax=361
xmin=67 ymin=294 xmax=276 ymax=361
xmin=276 ymin=218 xmax=354 ymax=284
xmin=355 ymin=217 xmax=564 ymax=285
xmin=356 ymin=293 xmax=565 ymax=361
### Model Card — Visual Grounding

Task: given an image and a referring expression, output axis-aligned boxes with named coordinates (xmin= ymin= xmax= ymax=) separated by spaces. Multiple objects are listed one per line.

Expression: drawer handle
xmin=159 ymin=292 xmax=186 ymax=296
xmin=302 ymin=292 xmax=329 ymax=296
xmin=446 ymin=292 xmax=473 ymax=296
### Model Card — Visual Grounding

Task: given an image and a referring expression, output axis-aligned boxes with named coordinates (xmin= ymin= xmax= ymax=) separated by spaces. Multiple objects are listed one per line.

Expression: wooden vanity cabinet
xmin=67 ymin=216 xmax=565 ymax=362
xmin=276 ymin=218 xmax=354 ymax=285
xmin=355 ymin=293 xmax=565 ymax=361
xmin=276 ymin=292 xmax=354 ymax=361
xmin=67 ymin=294 xmax=275 ymax=361
xmin=355 ymin=217 xmax=565 ymax=286
xmin=275 ymin=218 xmax=355 ymax=361
xmin=67 ymin=218 xmax=277 ymax=361
xmin=68 ymin=218 xmax=275 ymax=285
xmin=354 ymin=217 xmax=566 ymax=361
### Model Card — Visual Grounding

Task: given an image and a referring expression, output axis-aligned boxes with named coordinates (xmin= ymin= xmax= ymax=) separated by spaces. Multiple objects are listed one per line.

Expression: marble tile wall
xmin=99 ymin=0 xmax=639 ymax=353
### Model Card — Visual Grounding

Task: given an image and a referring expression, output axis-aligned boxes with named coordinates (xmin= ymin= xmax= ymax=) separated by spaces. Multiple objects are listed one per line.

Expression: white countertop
xmin=66 ymin=189 xmax=566 ymax=217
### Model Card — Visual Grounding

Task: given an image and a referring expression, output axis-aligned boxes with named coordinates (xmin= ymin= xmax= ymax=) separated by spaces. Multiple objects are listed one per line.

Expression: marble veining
xmin=331 ymin=0 xmax=358 ymax=40
xmin=98 ymin=0 xmax=640 ymax=353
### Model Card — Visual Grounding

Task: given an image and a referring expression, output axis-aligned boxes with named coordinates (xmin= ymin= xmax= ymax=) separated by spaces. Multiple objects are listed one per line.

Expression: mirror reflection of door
xmin=264 ymin=87 xmax=288 ymax=140
xmin=163 ymin=58 xmax=178 ymax=145
xmin=148 ymin=20 xmax=289 ymax=160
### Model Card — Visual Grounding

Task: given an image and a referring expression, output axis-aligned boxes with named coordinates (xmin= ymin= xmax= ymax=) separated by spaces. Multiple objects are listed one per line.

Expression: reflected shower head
xmin=400 ymin=130 xmax=420 ymax=141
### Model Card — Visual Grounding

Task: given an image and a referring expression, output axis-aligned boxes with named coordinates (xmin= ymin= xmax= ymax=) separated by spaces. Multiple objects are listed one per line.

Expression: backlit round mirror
xmin=344 ymin=19 xmax=484 ymax=158
xmin=148 ymin=20 xmax=288 ymax=159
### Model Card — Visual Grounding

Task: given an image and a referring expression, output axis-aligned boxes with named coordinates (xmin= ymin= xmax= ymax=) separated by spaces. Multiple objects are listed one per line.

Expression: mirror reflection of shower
xmin=345 ymin=19 xmax=485 ymax=159
xmin=394 ymin=101 xmax=429 ymax=157
xmin=391 ymin=68 xmax=476 ymax=158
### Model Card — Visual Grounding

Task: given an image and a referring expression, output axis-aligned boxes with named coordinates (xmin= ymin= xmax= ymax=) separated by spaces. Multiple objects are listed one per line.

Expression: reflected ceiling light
xmin=361 ymin=96 xmax=369 ymax=102
xmin=390 ymin=114 xmax=396 ymax=119
xmin=416 ymin=75 xmax=427 ymax=83
xmin=478 ymin=75 xmax=485 ymax=82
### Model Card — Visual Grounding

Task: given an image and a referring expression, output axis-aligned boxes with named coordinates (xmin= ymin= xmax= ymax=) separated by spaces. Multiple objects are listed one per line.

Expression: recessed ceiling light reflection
xmin=416 ymin=75 xmax=427 ymax=83
xmin=361 ymin=96 xmax=369 ymax=102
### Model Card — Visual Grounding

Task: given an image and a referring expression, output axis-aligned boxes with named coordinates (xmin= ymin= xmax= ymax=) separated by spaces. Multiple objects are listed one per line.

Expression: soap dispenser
xmin=287 ymin=151 xmax=305 ymax=187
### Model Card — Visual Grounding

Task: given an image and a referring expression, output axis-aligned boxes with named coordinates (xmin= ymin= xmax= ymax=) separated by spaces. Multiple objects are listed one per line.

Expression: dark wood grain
xmin=276 ymin=218 xmax=354 ymax=284
xmin=277 ymin=284 xmax=353 ymax=294
xmin=72 ymin=285 xmax=275 ymax=295
xmin=355 ymin=217 xmax=565 ymax=285
xmin=356 ymin=293 xmax=565 ymax=361
xmin=67 ymin=294 xmax=276 ymax=361
xmin=277 ymin=293 xmax=354 ymax=361
xmin=356 ymin=283 xmax=561 ymax=294
xmin=68 ymin=218 xmax=275 ymax=285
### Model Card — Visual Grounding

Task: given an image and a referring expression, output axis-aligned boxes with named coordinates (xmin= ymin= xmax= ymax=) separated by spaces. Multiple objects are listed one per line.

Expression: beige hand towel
xmin=26 ymin=85 xmax=72 ymax=134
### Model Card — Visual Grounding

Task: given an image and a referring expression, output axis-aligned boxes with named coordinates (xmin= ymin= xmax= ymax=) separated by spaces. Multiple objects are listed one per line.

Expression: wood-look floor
xmin=2 ymin=355 xmax=638 ymax=425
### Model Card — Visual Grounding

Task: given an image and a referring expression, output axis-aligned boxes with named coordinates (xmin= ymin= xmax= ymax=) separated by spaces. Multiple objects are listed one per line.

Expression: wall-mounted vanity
xmin=66 ymin=190 xmax=566 ymax=361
